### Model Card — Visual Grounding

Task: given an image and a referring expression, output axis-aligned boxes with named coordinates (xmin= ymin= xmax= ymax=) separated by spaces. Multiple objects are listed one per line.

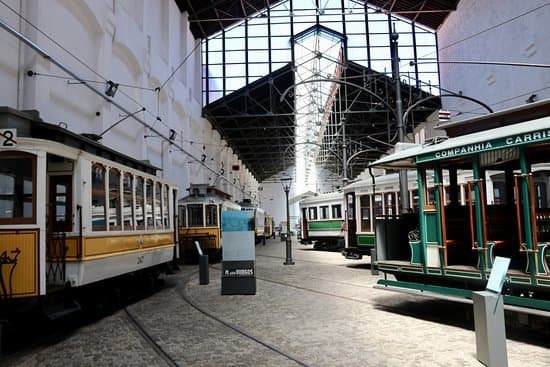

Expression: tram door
xmin=346 ymin=192 xmax=357 ymax=247
xmin=48 ymin=175 xmax=73 ymax=233
xmin=47 ymin=174 xmax=73 ymax=285
xmin=301 ymin=208 xmax=309 ymax=240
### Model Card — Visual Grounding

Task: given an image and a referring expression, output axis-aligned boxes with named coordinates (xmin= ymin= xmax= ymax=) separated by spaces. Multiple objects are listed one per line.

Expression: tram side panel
xmin=299 ymin=193 xmax=345 ymax=250
xmin=1 ymin=151 xmax=176 ymax=313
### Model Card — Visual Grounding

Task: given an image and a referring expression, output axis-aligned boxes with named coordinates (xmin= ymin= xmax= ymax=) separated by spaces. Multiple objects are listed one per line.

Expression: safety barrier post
xmin=370 ymin=248 xmax=379 ymax=275
xmin=194 ymin=241 xmax=209 ymax=285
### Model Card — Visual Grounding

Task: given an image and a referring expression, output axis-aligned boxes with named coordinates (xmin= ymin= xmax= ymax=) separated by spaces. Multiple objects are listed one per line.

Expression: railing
xmin=46 ymin=232 xmax=67 ymax=284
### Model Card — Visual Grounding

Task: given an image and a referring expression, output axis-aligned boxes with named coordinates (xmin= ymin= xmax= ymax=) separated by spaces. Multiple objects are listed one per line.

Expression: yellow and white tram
xmin=178 ymin=184 xmax=241 ymax=262
xmin=0 ymin=107 xmax=178 ymax=314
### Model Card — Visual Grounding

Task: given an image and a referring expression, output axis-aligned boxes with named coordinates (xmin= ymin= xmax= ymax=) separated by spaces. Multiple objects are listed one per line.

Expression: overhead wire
xmin=0 ymin=3 xmax=259 ymax=196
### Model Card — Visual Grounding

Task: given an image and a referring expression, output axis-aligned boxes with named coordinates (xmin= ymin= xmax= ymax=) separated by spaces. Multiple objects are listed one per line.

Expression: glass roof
xmin=201 ymin=0 xmax=441 ymax=188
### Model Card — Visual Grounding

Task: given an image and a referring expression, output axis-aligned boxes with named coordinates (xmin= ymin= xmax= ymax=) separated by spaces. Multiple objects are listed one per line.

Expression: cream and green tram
xmin=0 ymin=107 xmax=178 ymax=317
xmin=342 ymin=172 xmax=420 ymax=260
xmin=299 ymin=192 xmax=345 ymax=250
xmin=178 ymin=184 xmax=241 ymax=262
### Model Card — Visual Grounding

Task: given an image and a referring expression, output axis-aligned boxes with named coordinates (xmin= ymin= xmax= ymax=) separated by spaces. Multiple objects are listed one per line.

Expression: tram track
xmin=123 ymin=307 xmax=179 ymax=367
xmin=175 ymin=272 xmax=312 ymax=367
xmin=117 ymin=269 xmax=316 ymax=367
xmin=206 ymin=259 xmax=482 ymax=331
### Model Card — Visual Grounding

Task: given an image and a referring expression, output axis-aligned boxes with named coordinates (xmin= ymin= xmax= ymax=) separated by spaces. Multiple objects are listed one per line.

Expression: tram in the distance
xmin=178 ymin=184 xmax=241 ymax=262
xmin=370 ymin=99 xmax=550 ymax=313
xmin=299 ymin=192 xmax=345 ymax=250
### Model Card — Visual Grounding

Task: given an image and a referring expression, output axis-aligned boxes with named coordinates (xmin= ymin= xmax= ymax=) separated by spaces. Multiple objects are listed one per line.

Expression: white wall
xmin=0 ymin=0 xmax=258 ymax=198
xmin=438 ymin=0 xmax=550 ymax=119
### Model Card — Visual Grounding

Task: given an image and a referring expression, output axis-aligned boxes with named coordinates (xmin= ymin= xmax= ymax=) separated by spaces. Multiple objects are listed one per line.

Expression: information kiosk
xmin=221 ymin=210 xmax=256 ymax=295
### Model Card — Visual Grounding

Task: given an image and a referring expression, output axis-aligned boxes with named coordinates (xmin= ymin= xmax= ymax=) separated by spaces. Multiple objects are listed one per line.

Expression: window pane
xmin=146 ymin=180 xmax=154 ymax=227
xmin=360 ymin=195 xmax=371 ymax=232
xmin=179 ymin=204 xmax=186 ymax=226
xmin=135 ymin=177 xmax=145 ymax=229
xmin=374 ymin=194 xmax=383 ymax=217
xmin=155 ymin=182 xmax=162 ymax=227
xmin=163 ymin=185 xmax=169 ymax=227
xmin=320 ymin=206 xmax=329 ymax=219
xmin=205 ymin=204 xmax=218 ymax=226
xmin=308 ymin=207 xmax=318 ymax=220
xmin=0 ymin=155 xmax=34 ymax=220
xmin=123 ymin=173 xmax=134 ymax=229
xmin=188 ymin=204 xmax=203 ymax=226
xmin=92 ymin=164 xmax=106 ymax=231
xmin=384 ymin=193 xmax=395 ymax=215
xmin=332 ymin=204 xmax=342 ymax=219
xmin=109 ymin=168 xmax=121 ymax=230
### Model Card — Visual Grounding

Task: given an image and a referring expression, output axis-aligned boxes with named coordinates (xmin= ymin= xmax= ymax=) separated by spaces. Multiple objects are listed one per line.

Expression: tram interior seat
xmin=375 ymin=215 xmax=416 ymax=261
xmin=485 ymin=205 xmax=523 ymax=270
xmin=444 ymin=206 xmax=477 ymax=266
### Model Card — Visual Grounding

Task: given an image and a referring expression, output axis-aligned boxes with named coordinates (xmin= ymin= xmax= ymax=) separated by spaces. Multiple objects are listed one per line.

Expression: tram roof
xmin=0 ymin=106 xmax=160 ymax=175
xmin=298 ymin=191 xmax=343 ymax=205
xmin=370 ymin=115 xmax=550 ymax=169
xmin=437 ymin=98 xmax=550 ymax=138
xmin=342 ymin=171 xmax=417 ymax=192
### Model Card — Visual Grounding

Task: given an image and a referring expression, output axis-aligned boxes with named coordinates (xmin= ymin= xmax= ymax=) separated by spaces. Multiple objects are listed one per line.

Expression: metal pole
xmin=391 ymin=27 xmax=410 ymax=213
xmin=284 ymin=186 xmax=294 ymax=265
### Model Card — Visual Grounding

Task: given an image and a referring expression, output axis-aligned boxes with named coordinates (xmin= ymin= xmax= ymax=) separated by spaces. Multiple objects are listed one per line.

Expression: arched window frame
xmin=91 ymin=163 xmax=107 ymax=231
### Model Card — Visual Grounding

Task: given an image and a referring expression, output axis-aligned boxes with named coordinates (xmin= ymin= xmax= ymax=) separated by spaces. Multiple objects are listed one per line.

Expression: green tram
xmin=370 ymin=100 xmax=550 ymax=313
xmin=299 ymin=192 xmax=345 ymax=249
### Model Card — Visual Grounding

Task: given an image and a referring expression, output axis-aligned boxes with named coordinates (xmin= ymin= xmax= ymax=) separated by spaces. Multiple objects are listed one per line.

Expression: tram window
xmin=320 ymin=205 xmax=329 ymax=219
xmin=205 ymin=204 xmax=218 ymax=226
xmin=155 ymin=182 xmax=162 ymax=227
xmin=52 ymin=181 xmax=69 ymax=229
xmin=424 ymin=169 xmax=436 ymax=208
xmin=411 ymin=189 xmax=419 ymax=211
xmin=0 ymin=153 xmax=35 ymax=222
xmin=332 ymin=204 xmax=342 ymax=219
xmin=533 ymin=170 xmax=550 ymax=209
xmin=374 ymin=194 xmax=383 ymax=217
xmin=109 ymin=168 xmax=122 ymax=230
xmin=163 ymin=184 xmax=169 ymax=227
xmin=188 ymin=204 xmax=203 ymax=226
xmin=179 ymin=205 xmax=186 ymax=226
xmin=360 ymin=195 xmax=371 ymax=232
xmin=346 ymin=194 xmax=355 ymax=220
xmin=91 ymin=163 xmax=106 ymax=231
xmin=384 ymin=193 xmax=395 ymax=215
xmin=123 ymin=173 xmax=134 ymax=229
xmin=308 ymin=207 xmax=318 ymax=220
xmin=146 ymin=179 xmax=154 ymax=227
xmin=135 ymin=177 xmax=145 ymax=229
xmin=488 ymin=171 xmax=507 ymax=205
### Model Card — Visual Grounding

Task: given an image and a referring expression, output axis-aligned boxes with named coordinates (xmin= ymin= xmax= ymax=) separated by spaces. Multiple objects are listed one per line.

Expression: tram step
xmin=43 ymin=300 xmax=81 ymax=321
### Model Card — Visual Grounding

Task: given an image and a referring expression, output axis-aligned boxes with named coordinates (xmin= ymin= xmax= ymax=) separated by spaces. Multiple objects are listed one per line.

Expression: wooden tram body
xmin=370 ymin=100 xmax=550 ymax=312
xmin=299 ymin=192 xmax=345 ymax=249
xmin=0 ymin=107 xmax=178 ymax=315
xmin=177 ymin=184 xmax=241 ymax=262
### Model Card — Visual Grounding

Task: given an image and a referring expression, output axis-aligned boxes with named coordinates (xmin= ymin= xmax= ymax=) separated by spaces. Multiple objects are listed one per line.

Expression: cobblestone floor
xmin=2 ymin=238 xmax=549 ymax=366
